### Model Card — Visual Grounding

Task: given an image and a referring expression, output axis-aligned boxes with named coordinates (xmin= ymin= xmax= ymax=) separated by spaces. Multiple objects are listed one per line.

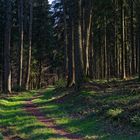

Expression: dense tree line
xmin=0 ymin=0 xmax=54 ymax=93
xmin=1 ymin=0 xmax=140 ymax=93
xmin=52 ymin=0 xmax=140 ymax=89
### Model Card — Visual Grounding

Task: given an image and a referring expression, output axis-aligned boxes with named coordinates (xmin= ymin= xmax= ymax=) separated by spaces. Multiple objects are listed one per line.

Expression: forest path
xmin=24 ymin=93 xmax=83 ymax=140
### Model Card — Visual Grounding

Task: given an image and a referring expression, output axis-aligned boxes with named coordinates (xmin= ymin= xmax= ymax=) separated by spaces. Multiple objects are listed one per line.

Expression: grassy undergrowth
xmin=0 ymin=133 xmax=3 ymax=140
xmin=33 ymin=87 xmax=140 ymax=140
xmin=0 ymin=91 xmax=69 ymax=140
xmin=0 ymin=81 xmax=140 ymax=140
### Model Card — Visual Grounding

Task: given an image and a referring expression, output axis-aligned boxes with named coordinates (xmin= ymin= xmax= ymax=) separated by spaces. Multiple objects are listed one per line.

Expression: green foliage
xmin=0 ymin=133 xmax=3 ymax=140
xmin=0 ymin=91 xmax=61 ymax=140
xmin=131 ymin=114 xmax=140 ymax=127
xmin=107 ymin=108 xmax=123 ymax=118
xmin=54 ymin=79 xmax=67 ymax=89
xmin=0 ymin=86 xmax=140 ymax=139
xmin=33 ymin=87 xmax=140 ymax=139
xmin=83 ymin=77 xmax=91 ymax=82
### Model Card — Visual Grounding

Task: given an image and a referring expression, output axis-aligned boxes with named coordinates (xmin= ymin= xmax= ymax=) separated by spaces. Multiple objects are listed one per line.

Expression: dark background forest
xmin=1 ymin=0 xmax=140 ymax=93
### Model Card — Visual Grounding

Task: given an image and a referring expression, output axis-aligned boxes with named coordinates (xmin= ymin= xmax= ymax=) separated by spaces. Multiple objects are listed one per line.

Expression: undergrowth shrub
xmin=12 ymin=85 xmax=25 ymax=92
xmin=131 ymin=114 xmax=140 ymax=127
xmin=0 ymin=133 xmax=3 ymax=140
xmin=107 ymin=108 xmax=123 ymax=118
xmin=54 ymin=79 xmax=67 ymax=89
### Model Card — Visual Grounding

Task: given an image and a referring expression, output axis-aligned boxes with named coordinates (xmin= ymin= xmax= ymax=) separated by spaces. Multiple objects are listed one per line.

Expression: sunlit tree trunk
xmin=89 ymin=29 xmax=94 ymax=79
xmin=121 ymin=0 xmax=126 ymax=79
xmin=25 ymin=0 xmax=33 ymax=90
xmin=85 ymin=3 xmax=93 ymax=76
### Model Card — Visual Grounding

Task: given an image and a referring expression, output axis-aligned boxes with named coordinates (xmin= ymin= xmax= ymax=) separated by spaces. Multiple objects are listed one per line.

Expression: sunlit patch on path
xmin=24 ymin=93 xmax=83 ymax=140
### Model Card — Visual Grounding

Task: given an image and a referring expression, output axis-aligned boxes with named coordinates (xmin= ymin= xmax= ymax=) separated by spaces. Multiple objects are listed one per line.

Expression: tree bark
xmin=62 ymin=0 xmax=68 ymax=79
xmin=74 ymin=0 xmax=84 ymax=90
xmin=25 ymin=0 xmax=33 ymax=90
xmin=85 ymin=5 xmax=93 ymax=76
xmin=121 ymin=0 xmax=126 ymax=79
xmin=18 ymin=0 xmax=24 ymax=87
xmin=104 ymin=15 xmax=108 ymax=80
xmin=4 ymin=0 xmax=12 ymax=94
xmin=67 ymin=15 xmax=75 ymax=87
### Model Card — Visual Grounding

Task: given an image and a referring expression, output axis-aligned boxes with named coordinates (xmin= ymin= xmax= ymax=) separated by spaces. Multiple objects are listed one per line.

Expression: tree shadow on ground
xmin=33 ymin=83 xmax=140 ymax=139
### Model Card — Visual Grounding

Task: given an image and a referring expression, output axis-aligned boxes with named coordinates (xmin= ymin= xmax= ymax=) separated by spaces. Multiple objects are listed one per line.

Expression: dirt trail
xmin=24 ymin=94 xmax=83 ymax=140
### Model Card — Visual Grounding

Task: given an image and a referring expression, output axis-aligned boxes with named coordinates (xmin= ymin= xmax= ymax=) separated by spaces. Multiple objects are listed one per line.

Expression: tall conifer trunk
xmin=121 ymin=0 xmax=126 ymax=79
xmin=74 ymin=0 xmax=84 ymax=90
xmin=25 ymin=0 xmax=33 ymax=90
xmin=18 ymin=0 xmax=24 ymax=87
xmin=62 ymin=0 xmax=68 ymax=79
xmin=4 ymin=0 xmax=12 ymax=94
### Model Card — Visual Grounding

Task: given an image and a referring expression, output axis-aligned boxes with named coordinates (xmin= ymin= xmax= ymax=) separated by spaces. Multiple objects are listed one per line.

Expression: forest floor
xmin=0 ymin=79 xmax=140 ymax=140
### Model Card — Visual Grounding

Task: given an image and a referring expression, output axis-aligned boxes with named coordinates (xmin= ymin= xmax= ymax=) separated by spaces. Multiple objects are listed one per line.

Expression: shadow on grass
xmin=1 ymin=84 xmax=139 ymax=140
xmin=0 ymin=91 xmax=72 ymax=140
xmin=32 ymin=85 xmax=140 ymax=139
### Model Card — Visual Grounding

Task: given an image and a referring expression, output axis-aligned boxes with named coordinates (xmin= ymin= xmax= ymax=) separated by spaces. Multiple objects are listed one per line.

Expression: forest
xmin=0 ymin=0 xmax=140 ymax=139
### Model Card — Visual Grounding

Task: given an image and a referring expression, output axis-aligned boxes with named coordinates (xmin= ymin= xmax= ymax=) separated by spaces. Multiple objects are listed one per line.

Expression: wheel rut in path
xmin=24 ymin=94 xmax=83 ymax=140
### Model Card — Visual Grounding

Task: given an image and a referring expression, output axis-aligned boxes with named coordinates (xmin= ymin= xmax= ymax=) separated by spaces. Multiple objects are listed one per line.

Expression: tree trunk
xmin=25 ymin=0 xmax=33 ymax=90
xmin=85 ymin=7 xmax=93 ymax=76
xmin=121 ymin=0 xmax=126 ymax=79
xmin=38 ymin=59 xmax=42 ymax=89
xmin=74 ymin=0 xmax=84 ymax=90
xmin=137 ymin=5 xmax=140 ymax=80
xmin=104 ymin=15 xmax=108 ymax=80
xmin=62 ymin=0 xmax=68 ymax=79
xmin=4 ymin=0 xmax=12 ymax=94
xmin=67 ymin=15 xmax=75 ymax=87
xmin=18 ymin=0 xmax=24 ymax=87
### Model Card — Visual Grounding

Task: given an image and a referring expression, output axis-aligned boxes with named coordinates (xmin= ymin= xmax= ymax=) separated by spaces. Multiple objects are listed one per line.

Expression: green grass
xmin=0 ymin=133 xmax=3 ymax=140
xmin=0 ymin=84 xmax=140 ymax=140
xmin=0 ymin=91 xmax=70 ymax=140
xmin=33 ymin=87 xmax=140 ymax=140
